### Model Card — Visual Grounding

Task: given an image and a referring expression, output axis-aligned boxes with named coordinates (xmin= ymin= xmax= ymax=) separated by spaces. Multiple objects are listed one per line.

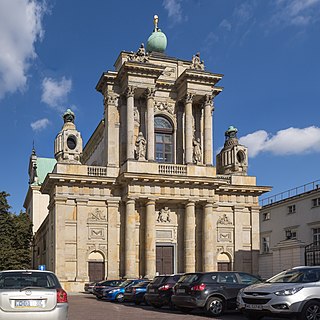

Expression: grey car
xmin=237 ymin=266 xmax=320 ymax=320
xmin=0 ymin=270 xmax=68 ymax=320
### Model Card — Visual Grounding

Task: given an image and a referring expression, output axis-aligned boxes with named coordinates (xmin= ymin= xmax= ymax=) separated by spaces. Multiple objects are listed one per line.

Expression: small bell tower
xmin=216 ymin=126 xmax=248 ymax=175
xmin=54 ymin=109 xmax=83 ymax=163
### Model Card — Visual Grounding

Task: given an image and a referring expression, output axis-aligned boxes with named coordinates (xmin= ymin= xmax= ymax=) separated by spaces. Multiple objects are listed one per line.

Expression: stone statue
xmin=128 ymin=43 xmax=149 ymax=63
xmin=193 ymin=138 xmax=202 ymax=164
xmin=63 ymin=109 xmax=75 ymax=123
xmin=135 ymin=132 xmax=147 ymax=160
xmin=191 ymin=52 xmax=205 ymax=70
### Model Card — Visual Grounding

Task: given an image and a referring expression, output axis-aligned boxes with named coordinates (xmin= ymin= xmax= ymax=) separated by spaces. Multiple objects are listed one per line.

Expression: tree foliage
xmin=0 ymin=192 xmax=33 ymax=270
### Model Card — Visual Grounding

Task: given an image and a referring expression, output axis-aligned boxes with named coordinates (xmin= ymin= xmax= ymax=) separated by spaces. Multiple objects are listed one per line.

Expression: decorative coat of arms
xmin=157 ymin=207 xmax=171 ymax=223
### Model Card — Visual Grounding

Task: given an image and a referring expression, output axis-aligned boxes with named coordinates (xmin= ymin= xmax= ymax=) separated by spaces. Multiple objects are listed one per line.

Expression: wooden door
xmin=88 ymin=261 xmax=105 ymax=282
xmin=156 ymin=245 xmax=174 ymax=275
xmin=218 ymin=262 xmax=231 ymax=271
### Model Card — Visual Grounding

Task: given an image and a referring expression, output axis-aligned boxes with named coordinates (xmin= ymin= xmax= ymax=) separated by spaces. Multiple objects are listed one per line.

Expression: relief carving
xmin=157 ymin=207 xmax=171 ymax=223
xmin=218 ymin=231 xmax=232 ymax=243
xmin=154 ymin=102 xmax=174 ymax=115
xmin=217 ymin=214 xmax=232 ymax=225
xmin=89 ymin=228 xmax=104 ymax=239
xmin=88 ymin=208 xmax=106 ymax=221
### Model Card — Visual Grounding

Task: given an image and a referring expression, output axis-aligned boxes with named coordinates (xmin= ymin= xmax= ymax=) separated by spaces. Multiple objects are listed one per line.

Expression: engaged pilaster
xmin=126 ymin=86 xmax=135 ymax=160
xmin=146 ymin=88 xmax=155 ymax=161
xmin=184 ymin=201 xmax=196 ymax=272
xmin=145 ymin=199 xmax=156 ymax=278
xmin=125 ymin=198 xmax=137 ymax=278
xmin=185 ymin=93 xmax=194 ymax=164
xmin=204 ymin=94 xmax=213 ymax=165
xmin=202 ymin=202 xmax=215 ymax=271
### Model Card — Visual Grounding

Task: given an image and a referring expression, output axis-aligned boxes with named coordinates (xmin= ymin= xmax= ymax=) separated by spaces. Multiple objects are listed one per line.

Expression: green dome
xmin=146 ymin=15 xmax=167 ymax=53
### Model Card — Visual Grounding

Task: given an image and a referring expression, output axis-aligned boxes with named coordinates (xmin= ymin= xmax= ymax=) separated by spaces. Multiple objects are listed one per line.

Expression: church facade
xmin=25 ymin=17 xmax=270 ymax=292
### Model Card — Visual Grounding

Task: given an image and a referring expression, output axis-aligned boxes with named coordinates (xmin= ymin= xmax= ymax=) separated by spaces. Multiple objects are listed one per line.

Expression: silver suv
xmin=237 ymin=266 xmax=320 ymax=320
xmin=0 ymin=270 xmax=68 ymax=319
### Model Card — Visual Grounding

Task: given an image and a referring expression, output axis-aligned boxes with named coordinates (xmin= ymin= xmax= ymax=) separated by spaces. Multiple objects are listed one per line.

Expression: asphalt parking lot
xmin=68 ymin=293 xmax=280 ymax=320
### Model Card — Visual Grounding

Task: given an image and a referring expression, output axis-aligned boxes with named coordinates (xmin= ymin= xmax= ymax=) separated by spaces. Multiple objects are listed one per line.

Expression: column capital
xmin=145 ymin=87 xmax=155 ymax=99
xmin=203 ymin=94 xmax=213 ymax=106
xmin=184 ymin=92 xmax=194 ymax=104
xmin=125 ymin=86 xmax=136 ymax=98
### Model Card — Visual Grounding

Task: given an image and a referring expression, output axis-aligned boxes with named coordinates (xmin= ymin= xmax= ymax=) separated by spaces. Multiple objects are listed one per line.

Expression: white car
xmin=0 ymin=270 xmax=68 ymax=319
xmin=237 ymin=266 xmax=320 ymax=320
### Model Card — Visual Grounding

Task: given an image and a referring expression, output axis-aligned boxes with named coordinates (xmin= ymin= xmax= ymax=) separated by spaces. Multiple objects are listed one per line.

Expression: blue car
xmin=102 ymin=279 xmax=145 ymax=302
xmin=124 ymin=280 xmax=150 ymax=305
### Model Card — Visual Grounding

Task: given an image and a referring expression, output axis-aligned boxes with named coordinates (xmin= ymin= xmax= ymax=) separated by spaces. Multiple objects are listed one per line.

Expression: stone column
xmin=204 ymin=94 xmax=213 ymax=165
xmin=250 ymin=206 xmax=261 ymax=275
xmin=184 ymin=201 xmax=196 ymax=272
xmin=185 ymin=93 xmax=194 ymax=164
xmin=202 ymin=201 xmax=214 ymax=271
xmin=146 ymin=88 xmax=155 ymax=161
xmin=145 ymin=199 xmax=156 ymax=278
xmin=125 ymin=198 xmax=136 ymax=278
xmin=126 ymin=86 xmax=135 ymax=160
xmin=107 ymin=200 xmax=120 ymax=279
xmin=212 ymin=204 xmax=219 ymax=270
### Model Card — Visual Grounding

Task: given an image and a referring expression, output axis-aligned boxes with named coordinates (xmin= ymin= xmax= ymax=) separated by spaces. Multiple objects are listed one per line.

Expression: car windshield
xmin=150 ymin=276 xmax=167 ymax=285
xmin=119 ymin=280 xmax=133 ymax=287
xmin=0 ymin=271 xmax=59 ymax=289
xmin=267 ymin=268 xmax=320 ymax=283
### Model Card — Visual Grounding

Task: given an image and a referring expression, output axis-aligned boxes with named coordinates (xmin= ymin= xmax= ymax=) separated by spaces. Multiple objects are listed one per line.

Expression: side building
xmin=24 ymin=17 xmax=270 ymax=292
xmin=259 ymin=180 xmax=320 ymax=279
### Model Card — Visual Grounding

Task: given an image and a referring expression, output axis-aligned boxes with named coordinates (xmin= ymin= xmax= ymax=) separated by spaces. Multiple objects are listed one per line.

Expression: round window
xmin=236 ymin=150 xmax=245 ymax=163
xmin=67 ymin=135 xmax=77 ymax=150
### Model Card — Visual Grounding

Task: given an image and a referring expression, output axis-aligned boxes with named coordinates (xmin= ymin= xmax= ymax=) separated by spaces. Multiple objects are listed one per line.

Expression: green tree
xmin=0 ymin=192 xmax=32 ymax=270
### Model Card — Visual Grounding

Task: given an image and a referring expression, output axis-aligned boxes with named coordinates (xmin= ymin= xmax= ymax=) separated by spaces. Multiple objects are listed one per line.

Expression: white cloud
xmin=31 ymin=118 xmax=50 ymax=131
xmin=219 ymin=19 xmax=232 ymax=32
xmin=273 ymin=0 xmax=320 ymax=26
xmin=0 ymin=0 xmax=46 ymax=99
xmin=163 ymin=0 xmax=183 ymax=23
xmin=41 ymin=77 xmax=72 ymax=111
xmin=239 ymin=126 xmax=320 ymax=157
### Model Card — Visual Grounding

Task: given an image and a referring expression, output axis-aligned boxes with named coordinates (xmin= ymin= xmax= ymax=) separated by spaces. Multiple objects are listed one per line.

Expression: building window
xmin=285 ymin=229 xmax=297 ymax=240
xmin=262 ymin=237 xmax=270 ymax=253
xmin=262 ymin=212 xmax=270 ymax=221
xmin=288 ymin=205 xmax=296 ymax=214
xmin=313 ymin=228 xmax=320 ymax=243
xmin=155 ymin=116 xmax=173 ymax=163
xmin=312 ymin=198 xmax=320 ymax=207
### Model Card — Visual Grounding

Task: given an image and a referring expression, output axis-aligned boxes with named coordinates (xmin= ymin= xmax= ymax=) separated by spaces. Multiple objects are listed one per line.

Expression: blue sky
xmin=1 ymin=0 xmax=320 ymax=214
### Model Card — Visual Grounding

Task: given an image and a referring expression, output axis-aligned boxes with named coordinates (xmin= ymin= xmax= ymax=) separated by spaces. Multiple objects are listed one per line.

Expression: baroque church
xmin=25 ymin=16 xmax=270 ymax=292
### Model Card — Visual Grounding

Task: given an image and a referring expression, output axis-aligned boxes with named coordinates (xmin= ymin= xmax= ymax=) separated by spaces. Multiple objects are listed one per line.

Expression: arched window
xmin=155 ymin=116 xmax=173 ymax=163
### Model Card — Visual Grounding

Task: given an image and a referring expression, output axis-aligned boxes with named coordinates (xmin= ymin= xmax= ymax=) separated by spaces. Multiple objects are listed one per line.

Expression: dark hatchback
xmin=145 ymin=274 xmax=182 ymax=309
xmin=124 ymin=280 xmax=150 ymax=305
xmin=93 ymin=279 xmax=123 ymax=299
xmin=172 ymin=271 xmax=261 ymax=316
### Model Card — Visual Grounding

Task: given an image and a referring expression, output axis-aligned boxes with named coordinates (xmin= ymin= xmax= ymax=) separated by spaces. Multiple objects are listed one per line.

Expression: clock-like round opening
xmin=67 ymin=135 xmax=77 ymax=150
xmin=236 ymin=150 xmax=245 ymax=163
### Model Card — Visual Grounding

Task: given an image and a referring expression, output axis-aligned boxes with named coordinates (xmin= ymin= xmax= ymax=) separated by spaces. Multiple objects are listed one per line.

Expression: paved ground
xmin=68 ymin=293 xmax=280 ymax=320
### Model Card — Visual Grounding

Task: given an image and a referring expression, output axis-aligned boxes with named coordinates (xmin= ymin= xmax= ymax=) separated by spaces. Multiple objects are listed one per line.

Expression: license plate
xmin=245 ymin=304 xmax=263 ymax=310
xmin=149 ymin=288 xmax=155 ymax=293
xmin=177 ymin=289 xmax=185 ymax=293
xmin=15 ymin=300 xmax=44 ymax=308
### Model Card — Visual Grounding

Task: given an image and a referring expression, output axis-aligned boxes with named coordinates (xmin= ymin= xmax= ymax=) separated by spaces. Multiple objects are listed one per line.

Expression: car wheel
xmin=115 ymin=293 xmax=124 ymax=303
xmin=206 ymin=297 xmax=224 ymax=316
xmin=299 ymin=300 xmax=320 ymax=320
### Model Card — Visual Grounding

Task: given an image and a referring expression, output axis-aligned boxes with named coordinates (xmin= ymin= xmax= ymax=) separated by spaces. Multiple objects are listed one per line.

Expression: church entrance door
xmin=156 ymin=245 xmax=174 ymax=275
xmin=88 ymin=261 xmax=105 ymax=282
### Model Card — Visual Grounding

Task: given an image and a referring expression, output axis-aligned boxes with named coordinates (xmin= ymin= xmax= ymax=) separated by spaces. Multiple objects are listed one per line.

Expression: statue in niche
xmin=191 ymin=52 xmax=205 ymax=70
xmin=157 ymin=207 xmax=171 ymax=223
xmin=135 ymin=132 xmax=147 ymax=160
xmin=193 ymin=138 xmax=202 ymax=164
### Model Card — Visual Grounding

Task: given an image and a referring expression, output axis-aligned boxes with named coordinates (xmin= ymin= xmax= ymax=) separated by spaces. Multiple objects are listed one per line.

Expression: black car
xmin=93 ymin=279 xmax=124 ymax=299
xmin=172 ymin=271 xmax=261 ymax=316
xmin=124 ymin=280 xmax=150 ymax=305
xmin=145 ymin=274 xmax=182 ymax=309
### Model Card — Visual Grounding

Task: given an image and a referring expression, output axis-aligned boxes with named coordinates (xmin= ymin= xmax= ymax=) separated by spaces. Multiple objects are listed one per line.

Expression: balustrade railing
xmin=87 ymin=166 xmax=107 ymax=176
xmin=158 ymin=164 xmax=187 ymax=175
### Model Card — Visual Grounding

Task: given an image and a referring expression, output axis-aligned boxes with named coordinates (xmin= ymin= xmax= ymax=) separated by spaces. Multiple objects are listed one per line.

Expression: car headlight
xmin=274 ymin=287 xmax=303 ymax=296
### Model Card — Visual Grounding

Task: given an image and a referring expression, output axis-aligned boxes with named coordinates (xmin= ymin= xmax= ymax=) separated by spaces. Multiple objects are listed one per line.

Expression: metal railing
xmin=260 ymin=179 xmax=320 ymax=206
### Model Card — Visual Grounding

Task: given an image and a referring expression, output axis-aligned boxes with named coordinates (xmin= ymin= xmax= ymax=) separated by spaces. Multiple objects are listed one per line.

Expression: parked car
xmin=102 ymin=279 xmax=145 ymax=302
xmin=172 ymin=271 xmax=261 ymax=316
xmin=0 ymin=269 xmax=68 ymax=320
xmin=145 ymin=274 xmax=183 ymax=309
xmin=84 ymin=281 xmax=97 ymax=293
xmin=124 ymin=280 xmax=150 ymax=305
xmin=237 ymin=266 xmax=320 ymax=320
xmin=93 ymin=279 xmax=124 ymax=299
